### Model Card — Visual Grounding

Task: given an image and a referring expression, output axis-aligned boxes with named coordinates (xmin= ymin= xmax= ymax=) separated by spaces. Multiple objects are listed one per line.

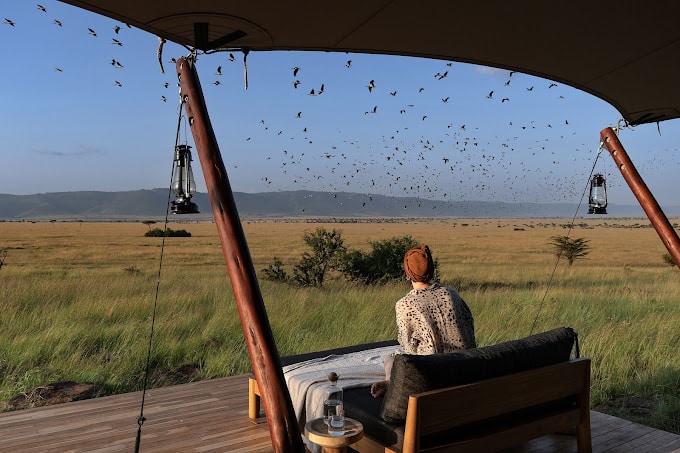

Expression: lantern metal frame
xmin=171 ymin=144 xmax=199 ymax=214
xmin=588 ymin=173 xmax=607 ymax=214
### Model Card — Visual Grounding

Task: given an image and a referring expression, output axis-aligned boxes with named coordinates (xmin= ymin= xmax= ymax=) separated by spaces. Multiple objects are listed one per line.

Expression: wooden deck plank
xmin=1 ymin=374 xmax=679 ymax=452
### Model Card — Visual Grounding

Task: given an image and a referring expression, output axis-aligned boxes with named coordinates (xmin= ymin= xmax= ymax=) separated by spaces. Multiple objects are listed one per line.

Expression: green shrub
xmin=662 ymin=253 xmax=676 ymax=266
xmin=261 ymin=257 xmax=288 ymax=283
xmin=340 ymin=235 xmax=418 ymax=284
xmin=291 ymin=228 xmax=346 ymax=287
xmin=264 ymin=233 xmax=425 ymax=286
xmin=144 ymin=228 xmax=192 ymax=238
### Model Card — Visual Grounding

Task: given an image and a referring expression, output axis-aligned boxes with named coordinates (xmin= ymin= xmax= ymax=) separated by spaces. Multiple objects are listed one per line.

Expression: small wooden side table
xmin=305 ymin=417 xmax=363 ymax=453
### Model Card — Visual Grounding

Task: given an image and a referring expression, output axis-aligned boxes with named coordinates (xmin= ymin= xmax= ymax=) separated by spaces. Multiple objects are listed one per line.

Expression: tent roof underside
xmin=58 ymin=1 xmax=680 ymax=126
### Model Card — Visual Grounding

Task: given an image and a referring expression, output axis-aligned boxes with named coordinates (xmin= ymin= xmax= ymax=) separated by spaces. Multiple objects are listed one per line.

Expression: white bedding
xmin=283 ymin=345 xmax=400 ymax=424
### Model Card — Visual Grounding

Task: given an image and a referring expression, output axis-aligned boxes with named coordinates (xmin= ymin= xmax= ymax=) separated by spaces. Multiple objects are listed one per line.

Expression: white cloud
xmin=33 ymin=146 xmax=105 ymax=157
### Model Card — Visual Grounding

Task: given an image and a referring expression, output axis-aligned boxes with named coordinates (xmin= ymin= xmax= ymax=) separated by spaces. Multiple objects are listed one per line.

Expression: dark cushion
xmin=380 ymin=327 xmax=577 ymax=424
xmin=344 ymin=387 xmax=404 ymax=450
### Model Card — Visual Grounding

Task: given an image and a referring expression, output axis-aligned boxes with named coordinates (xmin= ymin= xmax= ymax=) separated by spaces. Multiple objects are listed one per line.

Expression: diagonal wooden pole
xmin=601 ymin=127 xmax=680 ymax=270
xmin=176 ymin=56 xmax=304 ymax=452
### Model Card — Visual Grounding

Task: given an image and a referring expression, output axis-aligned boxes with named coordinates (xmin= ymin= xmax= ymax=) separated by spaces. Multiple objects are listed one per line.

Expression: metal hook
xmin=615 ymin=118 xmax=628 ymax=134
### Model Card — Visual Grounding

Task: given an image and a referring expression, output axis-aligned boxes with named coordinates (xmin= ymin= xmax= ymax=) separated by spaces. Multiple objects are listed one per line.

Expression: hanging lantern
xmin=588 ymin=173 xmax=607 ymax=214
xmin=171 ymin=144 xmax=199 ymax=214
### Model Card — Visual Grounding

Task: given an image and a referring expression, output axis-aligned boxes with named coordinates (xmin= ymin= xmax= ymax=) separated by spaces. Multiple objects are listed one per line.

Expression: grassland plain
xmin=1 ymin=218 xmax=679 ymax=433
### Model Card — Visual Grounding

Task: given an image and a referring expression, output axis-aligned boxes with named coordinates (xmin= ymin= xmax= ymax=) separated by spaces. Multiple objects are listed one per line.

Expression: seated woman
xmin=371 ymin=244 xmax=476 ymax=397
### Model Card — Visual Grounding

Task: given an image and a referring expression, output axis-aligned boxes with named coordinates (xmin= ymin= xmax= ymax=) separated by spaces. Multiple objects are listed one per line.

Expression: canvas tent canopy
xmin=58 ymin=0 xmax=680 ymax=127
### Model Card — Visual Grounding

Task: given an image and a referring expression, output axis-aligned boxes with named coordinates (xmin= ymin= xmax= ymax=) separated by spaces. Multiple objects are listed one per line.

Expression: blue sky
xmin=2 ymin=1 xmax=679 ymax=209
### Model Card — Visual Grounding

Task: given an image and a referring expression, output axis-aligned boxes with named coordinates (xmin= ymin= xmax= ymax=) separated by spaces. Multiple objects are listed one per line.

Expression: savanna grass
xmin=1 ymin=218 xmax=679 ymax=432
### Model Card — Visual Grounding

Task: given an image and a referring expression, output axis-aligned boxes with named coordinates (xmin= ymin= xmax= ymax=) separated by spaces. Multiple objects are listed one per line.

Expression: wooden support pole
xmin=600 ymin=127 xmax=680 ymax=270
xmin=176 ymin=56 xmax=304 ymax=452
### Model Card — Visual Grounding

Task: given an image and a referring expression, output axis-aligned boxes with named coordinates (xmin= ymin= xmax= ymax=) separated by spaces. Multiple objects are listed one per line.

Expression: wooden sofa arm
xmin=248 ymin=376 xmax=261 ymax=420
xmin=400 ymin=357 xmax=591 ymax=453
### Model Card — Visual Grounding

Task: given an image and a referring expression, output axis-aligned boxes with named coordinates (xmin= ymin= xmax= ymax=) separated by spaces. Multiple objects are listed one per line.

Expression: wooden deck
xmin=1 ymin=374 xmax=680 ymax=452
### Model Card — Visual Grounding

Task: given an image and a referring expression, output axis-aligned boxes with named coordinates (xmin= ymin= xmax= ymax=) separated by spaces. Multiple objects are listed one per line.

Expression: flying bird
xmin=367 ymin=80 xmax=375 ymax=92
xmin=229 ymin=53 xmax=235 ymax=61
xmin=216 ymin=66 xmax=222 ymax=75
xmin=346 ymin=60 xmax=352 ymax=68
xmin=292 ymin=66 xmax=300 ymax=77
xmin=3 ymin=18 xmax=14 ymax=26
xmin=114 ymin=80 xmax=122 ymax=87
xmin=487 ymin=90 xmax=494 ymax=99
xmin=53 ymin=19 xmax=62 ymax=26
xmin=88 ymin=28 xmax=97 ymax=37
xmin=112 ymin=38 xmax=123 ymax=46
xmin=37 ymin=4 xmax=46 ymax=12
xmin=293 ymin=79 xmax=301 ymax=89
xmin=113 ymin=25 xmax=121 ymax=34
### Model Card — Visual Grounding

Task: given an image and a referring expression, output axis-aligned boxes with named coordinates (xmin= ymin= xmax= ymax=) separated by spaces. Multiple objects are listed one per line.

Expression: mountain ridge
xmin=0 ymin=189 xmax=673 ymax=220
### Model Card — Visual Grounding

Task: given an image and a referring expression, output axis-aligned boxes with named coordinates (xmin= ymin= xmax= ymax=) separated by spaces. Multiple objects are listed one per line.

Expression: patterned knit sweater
xmin=396 ymin=283 xmax=476 ymax=354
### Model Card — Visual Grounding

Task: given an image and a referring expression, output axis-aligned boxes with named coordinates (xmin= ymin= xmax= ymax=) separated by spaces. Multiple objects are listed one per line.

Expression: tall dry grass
xmin=1 ymin=218 xmax=679 ymax=432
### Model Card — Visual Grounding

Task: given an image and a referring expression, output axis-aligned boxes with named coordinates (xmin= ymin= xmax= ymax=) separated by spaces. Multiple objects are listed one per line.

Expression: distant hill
xmin=0 ymin=189 xmax=672 ymax=220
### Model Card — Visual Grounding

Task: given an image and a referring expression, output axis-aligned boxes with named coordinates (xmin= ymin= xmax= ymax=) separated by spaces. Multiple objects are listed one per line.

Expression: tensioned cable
xmin=134 ymin=99 xmax=186 ymax=453
xmin=529 ymin=128 xmax=614 ymax=335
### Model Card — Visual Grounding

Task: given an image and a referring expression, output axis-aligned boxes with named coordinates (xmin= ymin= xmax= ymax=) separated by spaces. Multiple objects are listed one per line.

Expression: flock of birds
xmin=6 ymin=3 xmax=677 ymax=213
xmin=199 ymin=54 xmax=600 ymax=210
xmin=5 ymin=4 xmax=131 ymax=86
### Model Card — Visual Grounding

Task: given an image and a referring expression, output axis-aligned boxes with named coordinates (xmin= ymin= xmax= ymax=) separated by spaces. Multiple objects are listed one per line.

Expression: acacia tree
xmin=141 ymin=220 xmax=157 ymax=231
xmin=549 ymin=235 xmax=591 ymax=265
